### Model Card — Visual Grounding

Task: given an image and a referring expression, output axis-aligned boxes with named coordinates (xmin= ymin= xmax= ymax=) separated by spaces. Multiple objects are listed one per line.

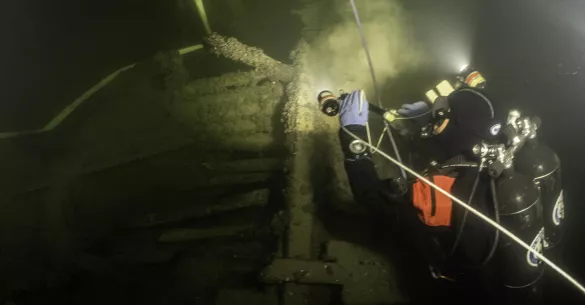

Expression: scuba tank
xmin=493 ymin=170 xmax=545 ymax=299
xmin=515 ymin=139 xmax=565 ymax=250
xmin=503 ymin=110 xmax=565 ymax=249
xmin=473 ymin=112 xmax=546 ymax=302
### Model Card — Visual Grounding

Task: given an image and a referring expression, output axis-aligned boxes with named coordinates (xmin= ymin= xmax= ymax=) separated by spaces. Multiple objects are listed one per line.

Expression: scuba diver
xmin=334 ymin=85 xmax=561 ymax=304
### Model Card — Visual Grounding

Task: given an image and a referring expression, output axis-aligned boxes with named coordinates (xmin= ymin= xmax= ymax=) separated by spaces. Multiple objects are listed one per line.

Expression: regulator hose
xmin=440 ymin=163 xmax=481 ymax=170
xmin=449 ymin=160 xmax=484 ymax=256
xmin=480 ymin=178 xmax=501 ymax=265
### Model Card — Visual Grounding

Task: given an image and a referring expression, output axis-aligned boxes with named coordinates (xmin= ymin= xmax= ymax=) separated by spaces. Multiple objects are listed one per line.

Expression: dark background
xmin=0 ymin=0 xmax=197 ymax=130
xmin=1 ymin=0 xmax=585 ymax=302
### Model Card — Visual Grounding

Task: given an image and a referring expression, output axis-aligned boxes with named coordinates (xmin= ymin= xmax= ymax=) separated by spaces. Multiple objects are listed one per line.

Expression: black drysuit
xmin=339 ymin=124 xmax=497 ymax=276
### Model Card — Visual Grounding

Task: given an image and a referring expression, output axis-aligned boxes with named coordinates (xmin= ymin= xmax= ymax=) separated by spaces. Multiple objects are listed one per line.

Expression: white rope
xmin=348 ymin=0 xmax=406 ymax=179
xmin=365 ymin=122 xmax=374 ymax=154
xmin=358 ymin=90 xmax=375 ymax=154
xmin=370 ymin=125 xmax=387 ymax=155
xmin=341 ymin=126 xmax=585 ymax=294
xmin=374 ymin=126 xmax=386 ymax=153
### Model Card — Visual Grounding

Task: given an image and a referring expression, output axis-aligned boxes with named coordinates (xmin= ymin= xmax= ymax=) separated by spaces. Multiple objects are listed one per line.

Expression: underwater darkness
xmin=2 ymin=0 xmax=585 ymax=304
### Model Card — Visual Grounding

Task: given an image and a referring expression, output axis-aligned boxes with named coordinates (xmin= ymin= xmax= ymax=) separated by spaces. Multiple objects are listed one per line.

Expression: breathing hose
xmin=481 ymin=178 xmax=501 ymax=265
xmin=440 ymin=163 xmax=481 ymax=169
xmin=449 ymin=160 xmax=484 ymax=256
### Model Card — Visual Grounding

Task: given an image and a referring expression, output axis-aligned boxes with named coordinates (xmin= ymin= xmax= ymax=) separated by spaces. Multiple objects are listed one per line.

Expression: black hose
xmin=449 ymin=161 xmax=483 ymax=256
xmin=481 ymin=178 xmax=501 ymax=265
xmin=367 ymin=103 xmax=388 ymax=117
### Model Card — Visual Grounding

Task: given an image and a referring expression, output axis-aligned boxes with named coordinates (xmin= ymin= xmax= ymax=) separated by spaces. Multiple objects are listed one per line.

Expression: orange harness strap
xmin=412 ymin=175 xmax=455 ymax=227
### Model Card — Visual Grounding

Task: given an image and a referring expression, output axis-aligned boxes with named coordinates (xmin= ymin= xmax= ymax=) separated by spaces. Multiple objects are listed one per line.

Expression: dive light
xmin=317 ymin=90 xmax=341 ymax=116
xmin=457 ymin=65 xmax=486 ymax=89
xmin=425 ymin=65 xmax=487 ymax=104
xmin=316 ymin=90 xmax=398 ymax=122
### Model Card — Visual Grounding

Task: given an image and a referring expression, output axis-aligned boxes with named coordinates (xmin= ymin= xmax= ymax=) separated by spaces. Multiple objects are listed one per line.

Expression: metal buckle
xmin=349 ymin=140 xmax=366 ymax=155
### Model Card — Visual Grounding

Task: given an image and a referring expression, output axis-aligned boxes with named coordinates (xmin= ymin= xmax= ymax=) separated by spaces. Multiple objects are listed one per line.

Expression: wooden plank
xmin=202 ymin=158 xmax=281 ymax=173
xmin=283 ymin=41 xmax=315 ymax=259
xmin=205 ymin=33 xmax=294 ymax=83
xmin=260 ymin=259 xmax=347 ymax=285
xmin=184 ymin=71 xmax=264 ymax=96
xmin=158 ymin=224 xmax=253 ymax=243
xmin=206 ymin=173 xmax=271 ymax=187
xmin=131 ymin=189 xmax=270 ymax=227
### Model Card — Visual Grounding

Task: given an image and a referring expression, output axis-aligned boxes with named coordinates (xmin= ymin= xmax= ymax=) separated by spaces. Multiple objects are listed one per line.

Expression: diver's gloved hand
xmin=339 ymin=90 xmax=369 ymax=127
xmin=394 ymin=101 xmax=433 ymax=132
xmin=397 ymin=101 xmax=430 ymax=118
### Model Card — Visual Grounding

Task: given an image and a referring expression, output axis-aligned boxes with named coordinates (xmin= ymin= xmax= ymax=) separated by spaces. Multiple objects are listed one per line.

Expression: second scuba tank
xmin=515 ymin=140 xmax=565 ymax=249
xmin=495 ymin=172 xmax=545 ymax=291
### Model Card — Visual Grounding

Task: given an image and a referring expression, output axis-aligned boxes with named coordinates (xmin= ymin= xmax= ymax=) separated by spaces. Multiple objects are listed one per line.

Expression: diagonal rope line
xmin=341 ymin=125 xmax=585 ymax=295
xmin=358 ymin=89 xmax=375 ymax=154
xmin=366 ymin=122 xmax=374 ymax=154
xmin=371 ymin=125 xmax=387 ymax=155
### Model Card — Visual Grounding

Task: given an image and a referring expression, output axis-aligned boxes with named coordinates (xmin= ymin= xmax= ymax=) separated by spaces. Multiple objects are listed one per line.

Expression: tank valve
xmin=472 ymin=143 xmax=506 ymax=160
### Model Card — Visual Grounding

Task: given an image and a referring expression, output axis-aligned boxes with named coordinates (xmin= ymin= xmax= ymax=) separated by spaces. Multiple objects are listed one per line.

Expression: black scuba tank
xmin=495 ymin=171 xmax=545 ymax=295
xmin=515 ymin=140 xmax=565 ymax=249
